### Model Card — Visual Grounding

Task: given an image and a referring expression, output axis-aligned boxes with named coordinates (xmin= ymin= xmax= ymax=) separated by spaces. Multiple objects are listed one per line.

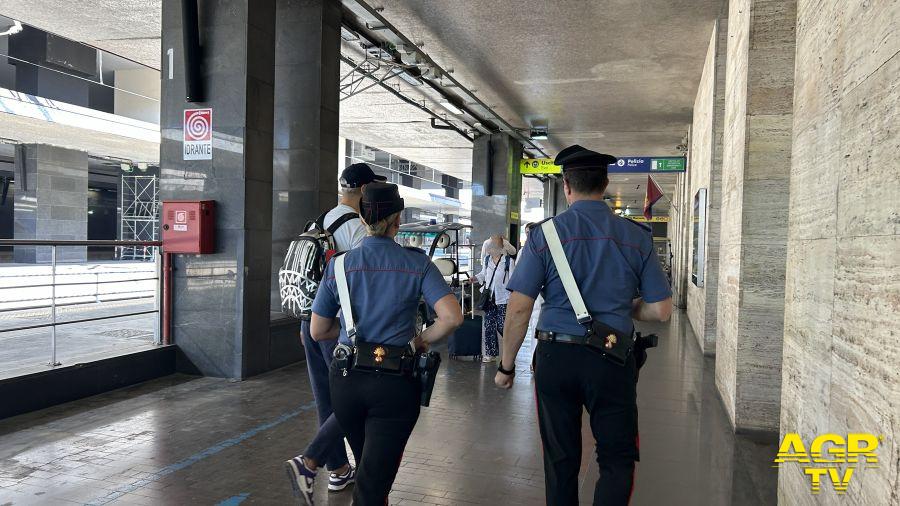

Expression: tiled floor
xmin=0 ymin=312 xmax=777 ymax=505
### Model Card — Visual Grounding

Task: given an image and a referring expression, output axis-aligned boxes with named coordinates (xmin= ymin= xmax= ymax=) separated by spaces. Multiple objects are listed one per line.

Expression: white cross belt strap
xmin=541 ymin=219 xmax=592 ymax=325
xmin=334 ymin=254 xmax=358 ymax=344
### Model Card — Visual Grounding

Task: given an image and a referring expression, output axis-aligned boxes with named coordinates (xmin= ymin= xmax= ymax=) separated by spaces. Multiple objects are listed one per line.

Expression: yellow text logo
xmin=773 ymin=433 xmax=881 ymax=494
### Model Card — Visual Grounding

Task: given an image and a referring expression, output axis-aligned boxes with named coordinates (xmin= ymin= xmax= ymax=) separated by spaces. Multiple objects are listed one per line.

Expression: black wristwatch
xmin=497 ymin=360 xmax=515 ymax=376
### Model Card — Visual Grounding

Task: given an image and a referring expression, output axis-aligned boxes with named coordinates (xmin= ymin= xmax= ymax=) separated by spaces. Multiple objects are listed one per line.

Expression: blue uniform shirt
xmin=506 ymin=200 xmax=671 ymax=336
xmin=312 ymin=236 xmax=452 ymax=346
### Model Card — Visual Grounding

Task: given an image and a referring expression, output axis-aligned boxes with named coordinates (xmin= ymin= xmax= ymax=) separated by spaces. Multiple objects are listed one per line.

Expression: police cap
xmin=361 ymin=182 xmax=405 ymax=223
xmin=554 ymin=144 xmax=618 ymax=173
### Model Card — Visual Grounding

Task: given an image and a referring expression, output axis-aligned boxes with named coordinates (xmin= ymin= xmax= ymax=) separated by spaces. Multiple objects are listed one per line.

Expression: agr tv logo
xmin=773 ymin=433 xmax=882 ymax=494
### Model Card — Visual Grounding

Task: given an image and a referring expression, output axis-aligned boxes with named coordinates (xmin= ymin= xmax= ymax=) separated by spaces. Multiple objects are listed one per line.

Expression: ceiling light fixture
xmin=440 ymin=101 xmax=463 ymax=115
xmin=397 ymin=71 xmax=422 ymax=87
xmin=530 ymin=127 xmax=549 ymax=140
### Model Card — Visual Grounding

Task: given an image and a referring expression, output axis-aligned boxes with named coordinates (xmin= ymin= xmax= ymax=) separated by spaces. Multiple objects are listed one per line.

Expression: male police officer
xmin=310 ymin=182 xmax=463 ymax=505
xmin=495 ymin=145 xmax=673 ymax=505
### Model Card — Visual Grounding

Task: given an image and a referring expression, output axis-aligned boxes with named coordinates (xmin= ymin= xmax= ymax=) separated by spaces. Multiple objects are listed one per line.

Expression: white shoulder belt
xmin=540 ymin=220 xmax=592 ymax=325
xmin=334 ymin=254 xmax=357 ymax=344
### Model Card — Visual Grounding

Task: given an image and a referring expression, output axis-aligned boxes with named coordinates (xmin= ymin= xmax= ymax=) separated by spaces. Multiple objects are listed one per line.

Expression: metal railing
xmin=0 ymin=240 xmax=164 ymax=368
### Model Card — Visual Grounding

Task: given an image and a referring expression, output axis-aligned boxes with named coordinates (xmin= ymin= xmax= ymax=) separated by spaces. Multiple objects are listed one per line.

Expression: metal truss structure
xmin=339 ymin=49 xmax=411 ymax=102
xmin=339 ymin=51 xmax=473 ymax=141
xmin=119 ymin=175 xmax=159 ymax=261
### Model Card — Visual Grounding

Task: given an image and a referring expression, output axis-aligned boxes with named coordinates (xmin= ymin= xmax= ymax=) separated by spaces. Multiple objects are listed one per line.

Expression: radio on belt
xmin=162 ymin=200 xmax=215 ymax=253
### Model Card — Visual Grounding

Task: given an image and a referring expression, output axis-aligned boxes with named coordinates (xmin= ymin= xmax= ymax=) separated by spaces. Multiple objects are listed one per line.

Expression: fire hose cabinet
xmin=162 ymin=200 xmax=215 ymax=254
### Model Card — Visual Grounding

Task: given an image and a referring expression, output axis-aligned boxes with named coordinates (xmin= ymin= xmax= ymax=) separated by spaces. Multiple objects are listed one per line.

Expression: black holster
xmin=414 ymin=351 xmax=441 ymax=406
xmin=634 ymin=331 xmax=658 ymax=369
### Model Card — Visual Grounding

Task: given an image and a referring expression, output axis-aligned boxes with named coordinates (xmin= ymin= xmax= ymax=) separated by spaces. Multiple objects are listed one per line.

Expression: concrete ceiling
xmin=368 ymin=0 xmax=725 ymax=212
xmin=0 ymin=1 xmax=162 ymax=68
xmin=1 ymin=0 xmax=724 ymax=214
xmin=338 ymin=59 xmax=473 ymax=178
xmin=0 ymin=0 xmax=475 ymax=178
xmin=373 ymin=0 xmax=722 ymax=154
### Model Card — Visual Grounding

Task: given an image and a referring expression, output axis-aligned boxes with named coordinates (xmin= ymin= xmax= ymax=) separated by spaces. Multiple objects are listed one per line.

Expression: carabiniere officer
xmin=495 ymin=145 xmax=673 ymax=505
xmin=310 ymin=182 xmax=463 ymax=505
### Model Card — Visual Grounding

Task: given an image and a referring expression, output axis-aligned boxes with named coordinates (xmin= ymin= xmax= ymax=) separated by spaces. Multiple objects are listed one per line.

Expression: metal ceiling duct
xmin=339 ymin=0 xmax=548 ymax=158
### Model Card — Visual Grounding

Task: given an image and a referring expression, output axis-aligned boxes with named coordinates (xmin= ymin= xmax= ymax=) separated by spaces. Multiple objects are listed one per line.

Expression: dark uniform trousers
xmin=534 ymin=341 xmax=639 ymax=505
xmin=330 ymin=364 xmax=421 ymax=505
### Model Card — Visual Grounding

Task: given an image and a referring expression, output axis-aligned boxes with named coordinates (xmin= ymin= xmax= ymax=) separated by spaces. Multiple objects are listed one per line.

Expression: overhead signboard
xmin=520 ymin=158 xmax=561 ymax=175
xmin=628 ymin=215 xmax=670 ymax=223
xmin=520 ymin=156 xmax=686 ymax=175
xmin=609 ymin=157 xmax=686 ymax=173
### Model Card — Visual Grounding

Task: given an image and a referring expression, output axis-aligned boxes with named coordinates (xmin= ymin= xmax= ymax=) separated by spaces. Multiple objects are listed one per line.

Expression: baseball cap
xmin=340 ymin=163 xmax=387 ymax=188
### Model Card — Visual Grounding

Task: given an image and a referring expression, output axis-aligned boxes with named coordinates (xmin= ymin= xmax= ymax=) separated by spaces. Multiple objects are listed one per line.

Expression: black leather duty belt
xmin=535 ymin=330 xmax=589 ymax=345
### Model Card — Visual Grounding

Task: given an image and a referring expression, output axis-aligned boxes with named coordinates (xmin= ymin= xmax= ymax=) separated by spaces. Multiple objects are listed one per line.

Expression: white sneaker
xmin=328 ymin=466 xmax=356 ymax=492
xmin=285 ymin=456 xmax=316 ymax=505
xmin=482 ymin=355 xmax=496 ymax=363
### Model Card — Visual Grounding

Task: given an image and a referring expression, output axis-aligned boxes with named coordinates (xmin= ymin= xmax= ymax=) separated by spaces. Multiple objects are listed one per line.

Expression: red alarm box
xmin=162 ymin=200 xmax=215 ymax=254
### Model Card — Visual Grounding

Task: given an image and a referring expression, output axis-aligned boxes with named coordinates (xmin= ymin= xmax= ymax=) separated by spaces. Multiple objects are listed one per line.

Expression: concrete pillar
xmin=13 ymin=144 xmax=88 ymax=263
xmin=669 ymin=169 xmax=690 ymax=309
xmin=160 ymin=0 xmax=276 ymax=378
xmin=542 ymin=178 xmax=567 ymax=218
xmin=715 ymin=0 xmax=796 ymax=432
xmin=471 ymin=133 xmax=522 ymax=264
xmin=685 ymin=17 xmax=728 ymax=356
xmin=779 ymin=1 xmax=900 ymax=502
xmin=270 ymin=0 xmax=341 ymax=311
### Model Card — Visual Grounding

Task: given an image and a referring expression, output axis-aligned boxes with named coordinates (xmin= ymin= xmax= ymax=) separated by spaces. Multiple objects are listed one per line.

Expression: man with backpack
xmin=283 ymin=162 xmax=385 ymax=505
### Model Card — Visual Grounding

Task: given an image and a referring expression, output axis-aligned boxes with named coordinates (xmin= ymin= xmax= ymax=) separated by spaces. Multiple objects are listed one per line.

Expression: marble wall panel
xmin=791 ymin=0 xmax=846 ymax=134
xmin=840 ymin=0 xmax=900 ymax=93
xmin=836 ymin=53 xmax=900 ymax=238
xmin=740 ymin=180 xmax=790 ymax=245
xmin=744 ymin=114 xmax=794 ymax=181
xmin=716 ymin=0 xmax=795 ymax=433
xmin=780 ymin=0 xmax=900 ymax=501
xmin=787 ymin=107 xmax=842 ymax=240
xmin=687 ymin=23 xmax=719 ymax=354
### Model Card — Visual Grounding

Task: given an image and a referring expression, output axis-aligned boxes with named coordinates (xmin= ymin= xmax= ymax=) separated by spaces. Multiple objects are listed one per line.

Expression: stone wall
xmin=716 ymin=0 xmax=796 ymax=432
xmin=13 ymin=144 xmax=88 ymax=263
xmin=686 ymin=19 xmax=727 ymax=356
xmin=778 ymin=0 xmax=900 ymax=503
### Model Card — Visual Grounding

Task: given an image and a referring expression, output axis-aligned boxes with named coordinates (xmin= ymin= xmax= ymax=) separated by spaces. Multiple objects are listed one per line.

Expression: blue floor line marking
xmin=216 ymin=492 xmax=250 ymax=505
xmin=85 ymin=402 xmax=317 ymax=505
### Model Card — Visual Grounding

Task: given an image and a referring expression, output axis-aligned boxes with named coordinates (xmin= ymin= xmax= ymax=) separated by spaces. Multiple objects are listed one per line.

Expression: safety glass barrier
xmin=0 ymin=240 xmax=163 ymax=380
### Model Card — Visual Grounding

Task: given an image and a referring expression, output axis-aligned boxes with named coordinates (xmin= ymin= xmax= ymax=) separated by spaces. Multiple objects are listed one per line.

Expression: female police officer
xmin=309 ymin=182 xmax=463 ymax=505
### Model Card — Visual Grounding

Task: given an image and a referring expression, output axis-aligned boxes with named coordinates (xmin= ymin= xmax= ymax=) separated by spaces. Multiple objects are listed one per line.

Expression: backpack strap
xmin=334 ymin=253 xmax=357 ymax=344
xmin=326 ymin=212 xmax=359 ymax=235
xmin=541 ymin=219 xmax=592 ymax=326
xmin=311 ymin=211 xmax=329 ymax=231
